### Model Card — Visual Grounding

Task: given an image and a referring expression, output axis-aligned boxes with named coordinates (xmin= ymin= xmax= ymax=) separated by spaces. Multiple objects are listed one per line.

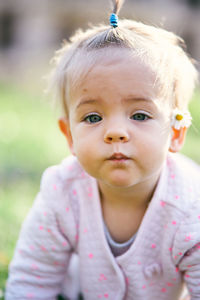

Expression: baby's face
xmin=66 ymin=51 xmax=172 ymax=189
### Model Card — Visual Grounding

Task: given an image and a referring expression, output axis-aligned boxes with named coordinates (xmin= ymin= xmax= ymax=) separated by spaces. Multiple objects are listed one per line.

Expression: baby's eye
xmin=84 ymin=114 xmax=102 ymax=123
xmin=131 ymin=113 xmax=150 ymax=121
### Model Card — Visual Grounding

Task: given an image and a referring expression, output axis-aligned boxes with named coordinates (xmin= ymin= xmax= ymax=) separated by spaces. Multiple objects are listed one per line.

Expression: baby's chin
xmin=98 ymin=174 xmax=141 ymax=190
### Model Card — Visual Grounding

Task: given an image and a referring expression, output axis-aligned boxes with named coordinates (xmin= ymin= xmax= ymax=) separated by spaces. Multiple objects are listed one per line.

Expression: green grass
xmin=0 ymin=82 xmax=69 ymax=296
xmin=0 ymin=82 xmax=199 ymax=297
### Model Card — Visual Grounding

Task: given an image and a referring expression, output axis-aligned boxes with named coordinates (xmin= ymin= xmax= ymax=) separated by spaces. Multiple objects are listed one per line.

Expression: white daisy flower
xmin=171 ymin=108 xmax=192 ymax=130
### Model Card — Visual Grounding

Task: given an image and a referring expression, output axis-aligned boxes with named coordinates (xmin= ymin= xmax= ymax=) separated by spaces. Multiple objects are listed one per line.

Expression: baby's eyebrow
xmin=123 ymin=96 xmax=160 ymax=109
xmin=123 ymin=96 xmax=154 ymax=103
xmin=76 ymin=99 xmax=98 ymax=110
xmin=75 ymin=96 xmax=156 ymax=111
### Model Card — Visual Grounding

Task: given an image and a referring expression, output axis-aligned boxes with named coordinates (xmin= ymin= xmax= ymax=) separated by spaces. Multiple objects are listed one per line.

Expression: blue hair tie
xmin=110 ymin=13 xmax=118 ymax=28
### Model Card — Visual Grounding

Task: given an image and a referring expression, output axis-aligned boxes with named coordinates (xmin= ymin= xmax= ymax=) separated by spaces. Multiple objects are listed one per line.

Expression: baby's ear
xmin=169 ymin=127 xmax=187 ymax=153
xmin=58 ymin=118 xmax=75 ymax=155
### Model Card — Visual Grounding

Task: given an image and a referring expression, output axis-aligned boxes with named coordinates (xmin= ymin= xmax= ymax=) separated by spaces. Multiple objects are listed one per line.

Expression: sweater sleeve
xmin=5 ymin=166 xmax=77 ymax=300
xmin=172 ymin=205 xmax=200 ymax=300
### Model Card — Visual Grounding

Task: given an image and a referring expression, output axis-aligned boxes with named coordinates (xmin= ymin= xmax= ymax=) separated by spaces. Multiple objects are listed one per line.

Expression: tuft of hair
xmin=111 ymin=0 xmax=125 ymax=15
xmin=49 ymin=7 xmax=198 ymax=116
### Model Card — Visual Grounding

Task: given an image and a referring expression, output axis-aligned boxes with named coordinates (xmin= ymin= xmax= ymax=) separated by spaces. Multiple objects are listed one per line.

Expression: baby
xmin=6 ymin=0 xmax=200 ymax=299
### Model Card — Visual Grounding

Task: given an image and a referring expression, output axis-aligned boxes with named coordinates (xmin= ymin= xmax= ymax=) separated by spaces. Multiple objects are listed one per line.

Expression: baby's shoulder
xmin=173 ymin=153 xmax=200 ymax=175
xmin=170 ymin=153 xmax=200 ymax=187
xmin=40 ymin=155 xmax=90 ymax=194
xmin=166 ymin=153 xmax=200 ymax=213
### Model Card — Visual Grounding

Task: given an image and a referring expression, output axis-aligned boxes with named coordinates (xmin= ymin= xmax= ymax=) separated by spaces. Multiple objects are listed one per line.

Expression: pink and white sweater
xmin=6 ymin=154 xmax=200 ymax=300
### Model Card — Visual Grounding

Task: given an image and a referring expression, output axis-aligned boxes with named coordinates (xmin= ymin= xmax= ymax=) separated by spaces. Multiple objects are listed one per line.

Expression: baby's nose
xmin=104 ymin=128 xmax=129 ymax=143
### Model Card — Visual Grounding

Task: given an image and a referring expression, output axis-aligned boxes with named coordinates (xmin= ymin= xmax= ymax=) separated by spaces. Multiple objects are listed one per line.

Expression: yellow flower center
xmin=175 ymin=114 xmax=183 ymax=121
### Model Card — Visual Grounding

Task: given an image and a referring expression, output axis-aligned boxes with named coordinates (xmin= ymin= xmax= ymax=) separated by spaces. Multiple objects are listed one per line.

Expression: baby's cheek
xmin=140 ymin=137 xmax=168 ymax=169
xmin=73 ymin=142 xmax=95 ymax=169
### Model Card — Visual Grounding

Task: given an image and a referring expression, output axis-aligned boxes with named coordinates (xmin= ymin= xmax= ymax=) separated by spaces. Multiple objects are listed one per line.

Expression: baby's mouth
xmin=108 ymin=153 xmax=130 ymax=160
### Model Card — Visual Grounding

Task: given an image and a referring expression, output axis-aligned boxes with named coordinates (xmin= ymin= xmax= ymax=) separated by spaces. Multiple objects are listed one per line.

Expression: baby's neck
xmin=98 ymin=175 xmax=159 ymax=209
xmin=98 ymin=175 xmax=159 ymax=243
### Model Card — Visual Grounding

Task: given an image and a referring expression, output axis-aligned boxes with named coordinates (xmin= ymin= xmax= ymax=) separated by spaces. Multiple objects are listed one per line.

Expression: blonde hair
xmin=50 ymin=0 xmax=198 ymax=115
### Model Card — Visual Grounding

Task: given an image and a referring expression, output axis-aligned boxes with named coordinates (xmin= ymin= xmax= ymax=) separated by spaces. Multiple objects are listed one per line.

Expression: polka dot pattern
xmin=6 ymin=154 xmax=200 ymax=299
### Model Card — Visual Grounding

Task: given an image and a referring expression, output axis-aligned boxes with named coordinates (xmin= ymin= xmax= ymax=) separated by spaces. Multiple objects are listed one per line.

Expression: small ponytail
xmin=111 ymin=0 xmax=125 ymax=15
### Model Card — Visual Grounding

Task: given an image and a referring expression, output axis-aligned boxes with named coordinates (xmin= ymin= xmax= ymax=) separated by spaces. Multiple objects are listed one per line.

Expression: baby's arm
xmin=178 ymin=244 xmax=200 ymax=300
xmin=5 ymin=167 xmax=77 ymax=300
xmin=172 ymin=209 xmax=200 ymax=300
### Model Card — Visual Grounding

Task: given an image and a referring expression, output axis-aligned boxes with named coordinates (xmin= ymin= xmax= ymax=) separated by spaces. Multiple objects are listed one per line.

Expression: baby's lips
xmin=108 ymin=152 xmax=130 ymax=160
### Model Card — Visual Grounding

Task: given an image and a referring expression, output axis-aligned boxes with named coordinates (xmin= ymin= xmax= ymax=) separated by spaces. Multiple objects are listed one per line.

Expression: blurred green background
xmin=0 ymin=0 xmax=200 ymax=298
xmin=0 ymin=83 xmax=69 ymax=296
